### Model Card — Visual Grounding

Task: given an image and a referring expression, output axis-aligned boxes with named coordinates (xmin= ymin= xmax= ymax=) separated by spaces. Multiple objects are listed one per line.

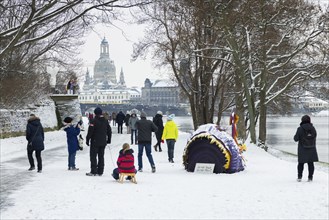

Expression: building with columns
xmin=79 ymin=37 xmax=141 ymax=104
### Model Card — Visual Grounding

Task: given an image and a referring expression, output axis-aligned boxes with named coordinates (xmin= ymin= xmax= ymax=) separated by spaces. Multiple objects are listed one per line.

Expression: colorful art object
xmin=183 ymin=124 xmax=245 ymax=174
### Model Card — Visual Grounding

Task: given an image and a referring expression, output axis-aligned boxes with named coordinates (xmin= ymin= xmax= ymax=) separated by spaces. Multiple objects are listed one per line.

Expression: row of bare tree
xmin=0 ymin=0 xmax=328 ymax=148
xmin=131 ymin=0 xmax=329 ymax=147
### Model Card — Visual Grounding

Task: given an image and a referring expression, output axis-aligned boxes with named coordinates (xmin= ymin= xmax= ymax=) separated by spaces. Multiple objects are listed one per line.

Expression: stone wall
xmin=0 ymin=99 xmax=58 ymax=135
xmin=0 ymin=95 xmax=82 ymax=136
xmin=50 ymin=94 xmax=82 ymax=127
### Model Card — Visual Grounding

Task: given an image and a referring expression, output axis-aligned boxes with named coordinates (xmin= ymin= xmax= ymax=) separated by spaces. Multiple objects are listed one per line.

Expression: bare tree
xmin=132 ymin=0 xmax=234 ymax=129
xmin=0 ymin=0 xmax=151 ymax=108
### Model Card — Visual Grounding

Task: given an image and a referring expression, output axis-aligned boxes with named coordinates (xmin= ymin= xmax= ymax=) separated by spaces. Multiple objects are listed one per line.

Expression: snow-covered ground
xmin=0 ymin=117 xmax=328 ymax=220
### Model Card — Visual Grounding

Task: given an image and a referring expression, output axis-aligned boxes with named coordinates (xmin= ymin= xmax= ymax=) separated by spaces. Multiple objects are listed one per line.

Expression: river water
xmin=170 ymin=115 xmax=329 ymax=163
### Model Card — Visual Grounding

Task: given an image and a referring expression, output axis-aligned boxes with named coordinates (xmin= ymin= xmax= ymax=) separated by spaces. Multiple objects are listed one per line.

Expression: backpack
xmin=301 ymin=128 xmax=315 ymax=148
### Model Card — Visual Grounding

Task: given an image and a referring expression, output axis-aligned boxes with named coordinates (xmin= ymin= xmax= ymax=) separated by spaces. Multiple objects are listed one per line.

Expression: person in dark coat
xmin=294 ymin=115 xmax=318 ymax=182
xmin=135 ymin=111 xmax=158 ymax=173
xmin=116 ymin=110 xmax=126 ymax=134
xmin=152 ymin=111 xmax=164 ymax=152
xmin=111 ymin=143 xmax=136 ymax=180
xmin=63 ymin=117 xmax=81 ymax=171
xmin=86 ymin=107 xmax=112 ymax=176
xmin=124 ymin=113 xmax=131 ymax=134
xmin=26 ymin=114 xmax=45 ymax=172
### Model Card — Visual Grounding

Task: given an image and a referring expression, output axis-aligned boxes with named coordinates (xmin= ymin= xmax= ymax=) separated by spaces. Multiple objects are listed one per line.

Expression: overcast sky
xmin=78 ymin=19 xmax=165 ymax=88
xmin=78 ymin=0 xmax=328 ymax=88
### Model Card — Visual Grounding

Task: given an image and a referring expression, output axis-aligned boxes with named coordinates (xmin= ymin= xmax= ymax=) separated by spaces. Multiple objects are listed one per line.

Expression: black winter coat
xmin=116 ymin=111 xmax=126 ymax=124
xmin=26 ymin=117 xmax=45 ymax=151
xmin=86 ymin=115 xmax=112 ymax=147
xmin=294 ymin=122 xmax=319 ymax=163
xmin=153 ymin=114 xmax=164 ymax=141
xmin=136 ymin=118 xmax=158 ymax=144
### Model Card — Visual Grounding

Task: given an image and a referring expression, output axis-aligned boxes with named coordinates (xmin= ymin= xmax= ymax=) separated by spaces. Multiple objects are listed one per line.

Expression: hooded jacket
xmin=162 ymin=120 xmax=178 ymax=141
xmin=26 ymin=116 xmax=45 ymax=151
xmin=86 ymin=115 xmax=112 ymax=147
xmin=64 ymin=124 xmax=80 ymax=153
xmin=117 ymin=149 xmax=135 ymax=173
xmin=294 ymin=122 xmax=318 ymax=163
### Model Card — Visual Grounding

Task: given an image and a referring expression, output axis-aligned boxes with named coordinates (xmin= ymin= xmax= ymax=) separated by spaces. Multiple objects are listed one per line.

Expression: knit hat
xmin=94 ymin=107 xmax=103 ymax=115
xmin=301 ymin=115 xmax=311 ymax=123
xmin=64 ymin=117 xmax=73 ymax=123
xmin=157 ymin=111 xmax=163 ymax=115
xmin=167 ymin=114 xmax=175 ymax=121
xmin=140 ymin=111 xmax=147 ymax=118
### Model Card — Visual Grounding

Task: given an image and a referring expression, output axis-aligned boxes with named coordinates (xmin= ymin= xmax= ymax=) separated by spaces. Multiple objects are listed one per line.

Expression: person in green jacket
xmin=161 ymin=114 xmax=178 ymax=163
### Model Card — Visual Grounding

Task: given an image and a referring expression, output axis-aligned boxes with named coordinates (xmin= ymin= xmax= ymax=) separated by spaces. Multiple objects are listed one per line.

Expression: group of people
xmin=26 ymin=110 xmax=318 ymax=182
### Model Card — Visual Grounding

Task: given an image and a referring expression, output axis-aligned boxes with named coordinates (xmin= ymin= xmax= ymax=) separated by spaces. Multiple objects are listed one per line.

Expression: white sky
xmin=78 ymin=20 xmax=165 ymax=88
xmin=1 ymin=116 xmax=328 ymax=219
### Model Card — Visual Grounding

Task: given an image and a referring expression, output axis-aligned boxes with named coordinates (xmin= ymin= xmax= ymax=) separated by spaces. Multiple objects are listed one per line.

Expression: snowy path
xmin=0 ymin=126 xmax=328 ymax=219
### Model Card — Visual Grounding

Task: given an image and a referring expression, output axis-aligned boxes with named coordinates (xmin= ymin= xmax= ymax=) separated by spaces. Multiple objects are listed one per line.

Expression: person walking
xmin=294 ymin=115 xmax=318 ymax=182
xmin=111 ymin=111 xmax=117 ymax=127
xmin=116 ymin=110 xmax=126 ymax=134
xmin=63 ymin=117 xmax=81 ymax=171
xmin=129 ymin=113 xmax=139 ymax=145
xmin=124 ymin=112 xmax=131 ymax=134
xmin=135 ymin=112 xmax=158 ymax=173
xmin=153 ymin=111 xmax=164 ymax=152
xmin=86 ymin=107 xmax=112 ymax=176
xmin=26 ymin=114 xmax=45 ymax=173
xmin=111 ymin=143 xmax=137 ymax=181
xmin=162 ymin=114 xmax=178 ymax=163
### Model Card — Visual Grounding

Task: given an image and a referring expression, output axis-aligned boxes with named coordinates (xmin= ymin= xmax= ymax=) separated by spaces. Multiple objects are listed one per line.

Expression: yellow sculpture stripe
xmin=185 ymin=133 xmax=231 ymax=170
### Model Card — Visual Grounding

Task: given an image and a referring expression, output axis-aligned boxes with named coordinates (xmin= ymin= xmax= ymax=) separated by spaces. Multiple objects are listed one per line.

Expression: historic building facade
xmin=79 ymin=37 xmax=141 ymax=104
xmin=141 ymin=78 xmax=180 ymax=106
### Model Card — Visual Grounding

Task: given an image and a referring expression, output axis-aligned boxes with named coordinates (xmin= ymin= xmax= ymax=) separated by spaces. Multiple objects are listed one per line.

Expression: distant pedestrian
xmin=124 ymin=112 xmax=131 ymax=134
xmin=162 ymin=114 xmax=178 ymax=163
xmin=88 ymin=112 xmax=94 ymax=124
xmin=111 ymin=143 xmax=137 ymax=181
xmin=116 ymin=110 xmax=126 ymax=134
xmin=294 ymin=115 xmax=318 ymax=182
xmin=86 ymin=107 xmax=112 ymax=176
xmin=66 ymin=79 xmax=75 ymax=94
xmin=112 ymin=111 xmax=117 ymax=126
xmin=26 ymin=114 xmax=45 ymax=173
xmin=153 ymin=111 xmax=164 ymax=152
xmin=129 ymin=113 xmax=139 ymax=145
xmin=135 ymin=112 xmax=158 ymax=173
xmin=63 ymin=117 xmax=81 ymax=171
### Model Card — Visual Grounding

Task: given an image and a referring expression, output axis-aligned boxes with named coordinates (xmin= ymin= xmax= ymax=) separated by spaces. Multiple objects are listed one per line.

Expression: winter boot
xmin=159 ymin=146 xmax=162 ymax=152
xmin=153 ymin=144 xmax=158 ymax=152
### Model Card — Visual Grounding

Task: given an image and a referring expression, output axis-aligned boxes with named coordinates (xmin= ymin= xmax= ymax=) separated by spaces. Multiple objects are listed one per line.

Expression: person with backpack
xmin=294 ymin=115 xmax=318 ymax=182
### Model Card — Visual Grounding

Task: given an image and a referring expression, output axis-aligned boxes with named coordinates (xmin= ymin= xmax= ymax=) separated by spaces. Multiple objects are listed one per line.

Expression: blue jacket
xmin=64 ymin=124 xmax=80 ymax=153
xmin=26 ymin=116 xmax=45 ymax=151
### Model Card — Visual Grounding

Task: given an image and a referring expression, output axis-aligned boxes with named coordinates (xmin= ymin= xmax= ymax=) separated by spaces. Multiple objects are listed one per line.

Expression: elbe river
xmin=170 ymin=115 xmax=329 ymax=163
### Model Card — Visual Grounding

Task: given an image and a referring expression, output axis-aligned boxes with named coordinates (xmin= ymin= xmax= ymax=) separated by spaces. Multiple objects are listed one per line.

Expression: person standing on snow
xmin=116 ymin=110 xmax=125 ymax=134
xmin=162 ymin=114 xmax=178 ymax=163
xmin=86 ymin=107 xmax=112 ymax=176
xmin=129 ymin=113 xmax=139 ymax=145
xmin=294 ymin=115 xmax=318 ymax=182
xmin=135 ymin=111 xmax=158 ymax=173
xmin=153 ymin=111 xmax=164 ymax=152
xmin=63 ymin=117 xmax=81 ymax=171
xmin=26 ymin=114 xmax=45 ymax=173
